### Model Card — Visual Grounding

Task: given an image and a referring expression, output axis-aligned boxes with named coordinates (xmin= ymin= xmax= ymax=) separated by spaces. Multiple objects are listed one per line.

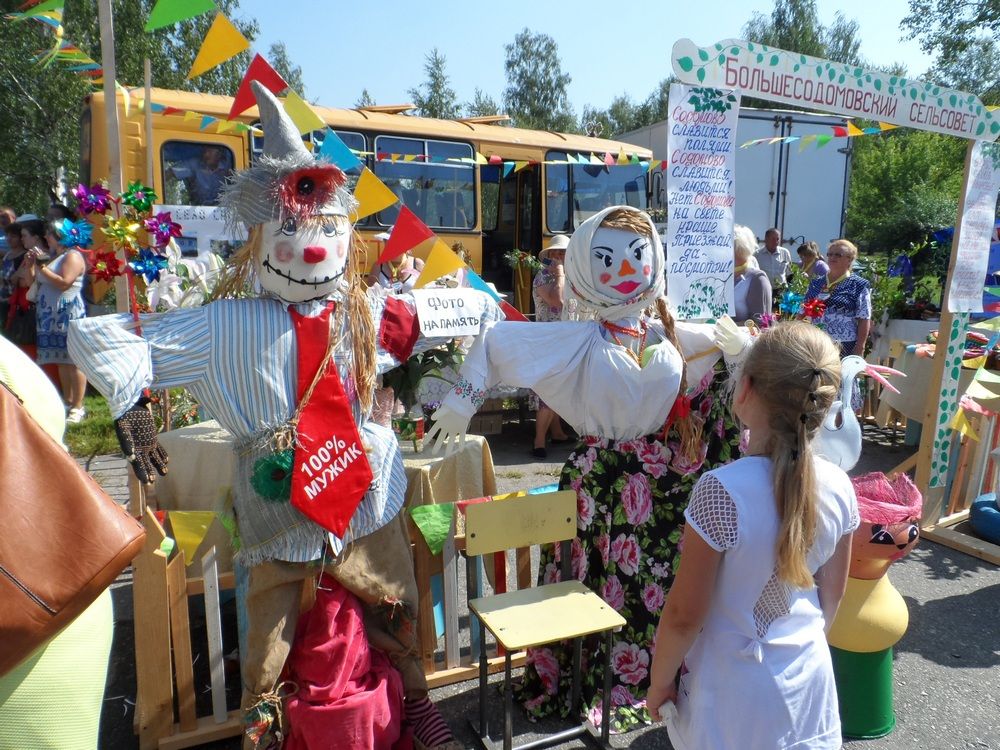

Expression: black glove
xmin=115 ymin=397 xmax=169 ymax=485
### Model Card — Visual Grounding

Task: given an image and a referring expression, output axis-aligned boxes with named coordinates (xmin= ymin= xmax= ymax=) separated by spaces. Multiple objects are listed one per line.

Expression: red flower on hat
xmin=278 ymin=165 xmax=347 ymax=222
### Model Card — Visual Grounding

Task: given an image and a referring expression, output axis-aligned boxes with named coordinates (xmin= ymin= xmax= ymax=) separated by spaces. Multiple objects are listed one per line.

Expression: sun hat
xmin=546 ymin=234 xmax=570 ymax=251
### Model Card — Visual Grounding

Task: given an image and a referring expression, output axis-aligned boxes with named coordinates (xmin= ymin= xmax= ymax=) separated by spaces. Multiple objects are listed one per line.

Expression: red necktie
xmin=288 ymin=304 xmax=374 ymax=537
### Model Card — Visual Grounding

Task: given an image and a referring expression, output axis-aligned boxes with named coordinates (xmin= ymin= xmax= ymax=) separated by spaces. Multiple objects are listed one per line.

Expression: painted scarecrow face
xmin=589 ymin=226 xmax=654 ymax=302
xmin=255 ymin=213 xmax=351 ymax=304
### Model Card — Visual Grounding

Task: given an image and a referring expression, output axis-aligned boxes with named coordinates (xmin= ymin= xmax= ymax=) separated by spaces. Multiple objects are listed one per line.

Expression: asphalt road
xmin=90 ymin=422 xmax=1000 ymax=749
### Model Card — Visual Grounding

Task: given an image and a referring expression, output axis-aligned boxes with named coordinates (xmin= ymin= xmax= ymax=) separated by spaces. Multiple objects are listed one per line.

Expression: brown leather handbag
xmin=0 ymin=380 xmax=145 ymax=676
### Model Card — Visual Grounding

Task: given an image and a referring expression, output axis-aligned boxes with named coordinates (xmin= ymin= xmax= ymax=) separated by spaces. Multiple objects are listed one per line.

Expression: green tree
xmin=65 ymin=0 xmax=259 ymax=95
xmin=268 ymin=41 xmax=305 ymax=98
xmin=579 ymin=78 xmax=674 ymax=137
xmin=741 ymin=0 xmax=863 ymax=108
xmin=355 ymin=88 xmax=375 ymax=108
xmin=903 ymin=0 xmax=1000 ymax=71
xmin=846 ymin=129 xmax=965 ymax=252
xmin=408 ymin=48 xmax=459 ymax=119
xmin=503 ymin=28 xmax=576 ymax=132
xmin=465 ymin=88 xmax=501 ymax=119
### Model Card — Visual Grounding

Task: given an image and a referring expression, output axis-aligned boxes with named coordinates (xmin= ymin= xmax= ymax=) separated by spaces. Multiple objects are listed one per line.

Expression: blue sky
xmin=236 ymin=0 xmax=935 ymax=115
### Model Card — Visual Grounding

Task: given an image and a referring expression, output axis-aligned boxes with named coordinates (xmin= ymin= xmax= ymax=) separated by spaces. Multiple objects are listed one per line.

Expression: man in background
xmin=754 ymin=227 xmax=792 ymax=290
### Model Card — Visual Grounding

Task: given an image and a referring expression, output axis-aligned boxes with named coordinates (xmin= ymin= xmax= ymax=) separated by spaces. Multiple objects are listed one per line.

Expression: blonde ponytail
xmin=740 ymin=322 xmax=841 ymax=588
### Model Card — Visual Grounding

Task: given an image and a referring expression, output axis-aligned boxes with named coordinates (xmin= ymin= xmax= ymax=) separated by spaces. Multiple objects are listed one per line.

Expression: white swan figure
xmin=814 ymin=355 xmax=905 ymax=470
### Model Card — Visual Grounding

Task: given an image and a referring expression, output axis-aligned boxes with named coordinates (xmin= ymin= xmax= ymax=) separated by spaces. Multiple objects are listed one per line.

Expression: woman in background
xmin=733 ymin=225 xmax=772 ymax=324
xmin=797 ymin=241 xmax=829 ymax=279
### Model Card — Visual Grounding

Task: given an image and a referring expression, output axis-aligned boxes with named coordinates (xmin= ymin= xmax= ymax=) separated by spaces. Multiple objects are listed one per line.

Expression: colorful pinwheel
xmin=121 ymin=182 xmax=157 ymax=213
xmin=91 ymin=250 xmax=124 ymax=282
xmin=802 ymin=298 xmax=827 ymax=321
xmin=59 ymin=218 xmax=92 ymax=249
xmin=778 ymin=290 xmax=804 ymax=316
xmin=129 ymin=248 xmax=170 ymax=283
xmin=71 ymin=183 xmax=111 ymax=215
xmin=143 ymin=211 xmax=182 ymax=248
xmin=104 ymin=215 xmax=141 ymax=249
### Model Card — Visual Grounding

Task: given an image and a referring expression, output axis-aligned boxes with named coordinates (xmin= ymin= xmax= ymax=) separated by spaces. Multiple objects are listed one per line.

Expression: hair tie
xmin=799 ymin=414 xmax=808 ymax=424
xmin=808 ymin=393 xmax=817 ymax=402
xmin=812 ymin=369 xmax=821 ymax=376
xmin=790 ymin=448 xmax=799 ymax=461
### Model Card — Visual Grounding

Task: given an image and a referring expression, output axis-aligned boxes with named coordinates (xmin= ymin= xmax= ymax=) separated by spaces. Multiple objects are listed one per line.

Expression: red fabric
xmin=379 ymin=296 xmax=420 ymax=363
xmin=289 ymin=305 xmax=374 ymax=537
xmin=500 ymin=300 xmax=529 ymax=321
xmin=377 ymin=207 xmax=435 ymax=264
xmin=285 ymin=576 xmax=410 ymax=750
xmin=5 ymin=286 xmax=28 ymax=328
xmin=228 ymin=53 xmax=289 ymax=119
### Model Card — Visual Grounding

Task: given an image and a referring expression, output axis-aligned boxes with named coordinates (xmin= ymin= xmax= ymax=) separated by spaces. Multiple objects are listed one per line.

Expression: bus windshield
xmin=544 ymin=150 xmax=648 ymax=233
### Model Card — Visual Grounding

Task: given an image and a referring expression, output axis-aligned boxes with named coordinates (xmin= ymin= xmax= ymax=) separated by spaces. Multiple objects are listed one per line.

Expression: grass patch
xmin=497 ymin=470 xmax=524 ymax=479
xmin=65 ymin=394 xmax=119 ymax=459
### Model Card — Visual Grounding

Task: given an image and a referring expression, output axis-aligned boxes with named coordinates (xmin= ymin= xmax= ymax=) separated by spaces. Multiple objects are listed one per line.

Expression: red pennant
xmin=288 ymin=305 xmax=374 ymax=537
xmin=832 ymin=126 xmax=848 ymax=137
xmin=228 ymin=53 xmax=289 ymax=120
xmin=488 ymin=155 xmax=503 ymax=165
xmin=500 ymin=300 xmax=529 ymax=321
xmin=162 ymin=106 xmax=182 ymax=115
xmin=377 ymin=206 xmax=435 ymax=264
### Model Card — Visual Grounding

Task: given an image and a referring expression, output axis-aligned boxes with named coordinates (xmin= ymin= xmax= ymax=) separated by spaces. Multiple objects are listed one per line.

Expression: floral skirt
xmin=514 ymin=362 xmax=742 ymax=733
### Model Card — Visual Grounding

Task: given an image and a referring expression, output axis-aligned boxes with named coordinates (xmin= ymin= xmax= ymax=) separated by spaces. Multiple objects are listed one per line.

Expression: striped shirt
xmin=68 ymin=290 xmax=501 ymax=562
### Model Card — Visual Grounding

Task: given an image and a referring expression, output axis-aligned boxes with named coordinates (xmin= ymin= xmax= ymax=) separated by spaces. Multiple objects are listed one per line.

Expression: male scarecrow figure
xmin=70 ymin=82 xmax=498 ymax=749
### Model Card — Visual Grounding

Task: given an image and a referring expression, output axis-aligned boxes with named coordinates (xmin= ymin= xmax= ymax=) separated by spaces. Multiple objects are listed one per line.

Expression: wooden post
xmin=915 ymin=141 xmax=975 ymax=526
xmin=144 ymin=58 xmax=153 ymax=187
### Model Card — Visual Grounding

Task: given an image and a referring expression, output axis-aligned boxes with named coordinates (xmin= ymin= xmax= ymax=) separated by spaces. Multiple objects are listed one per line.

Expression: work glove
xmin=115 ymin=397 xmax=169 ymax=485
xmin=426 ymin=405 xmax=470 ymax=457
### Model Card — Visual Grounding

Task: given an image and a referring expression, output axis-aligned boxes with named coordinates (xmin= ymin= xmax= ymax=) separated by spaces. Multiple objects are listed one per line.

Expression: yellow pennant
xmin=351 ymin=167 xmax=398 ymax=221
xmin=283 ymin=90 xmax=326 ymax=135
xmin=878 ymin=122 xmax=898 ymax=131
xmin=183 ymin=110 xmax=201 ymax=123
xmin=949 ymin=409 xmax=980 ymax=442
xmin=413 ymin=239 xmax=465 ymax=289
xmin=403 ymin=154 xmax=417 ymax=162
xmin=798 ymin=134 xmax=818 ymax=152
xmin=167 ymin=511 xmax=218 ymax=565
xmin=475 ymin=152 xmax=488 ymax=165
xmin=216 ymin=119 xmax=237 ymax=134
xmin=964 ymin=354 xmax=988 ymax=369
xmin=847 ymin=121 xmax=864 ymax=137
xmin=187 ymin=13 xmax=250 ymax=80
xmin=513 ymin=161 xmax=529 ymax=172
xmin=617 ymin=148 xmax=628 ymax=165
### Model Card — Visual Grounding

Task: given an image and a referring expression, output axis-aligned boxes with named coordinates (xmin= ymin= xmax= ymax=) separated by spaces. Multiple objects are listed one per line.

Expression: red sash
xmin=289 ymin=304 xmax=374 ymax=537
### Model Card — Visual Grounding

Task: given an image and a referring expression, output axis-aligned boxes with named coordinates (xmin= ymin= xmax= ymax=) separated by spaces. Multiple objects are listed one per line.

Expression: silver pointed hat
xmin=220 ymin=82 xmax=356 ymax=228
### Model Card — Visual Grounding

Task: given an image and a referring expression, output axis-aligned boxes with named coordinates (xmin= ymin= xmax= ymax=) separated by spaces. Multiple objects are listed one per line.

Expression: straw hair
xmin=600 ymin=207 xmax=653 ymax=238
xmin=653 ymin=297 xmax=702 ymax=462
xmin=211 ymin=220 xmax=376 ymax=413
xmin=738 ymin=321 xmax=841 ymax=588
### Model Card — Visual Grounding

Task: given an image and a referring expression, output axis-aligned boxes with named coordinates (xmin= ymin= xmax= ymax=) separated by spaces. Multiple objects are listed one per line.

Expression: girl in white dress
xmin=648 ymin=321 xmax=859 ymax=749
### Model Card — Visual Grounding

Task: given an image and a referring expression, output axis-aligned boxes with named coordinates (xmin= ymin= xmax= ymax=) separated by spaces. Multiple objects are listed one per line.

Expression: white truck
xmin=620 ymin=106 xmax=852 ymax=249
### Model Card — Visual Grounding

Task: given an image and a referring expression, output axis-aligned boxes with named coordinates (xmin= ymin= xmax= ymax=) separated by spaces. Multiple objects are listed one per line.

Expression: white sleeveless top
xmin=666 ymin=455 xmax=859 ymax=750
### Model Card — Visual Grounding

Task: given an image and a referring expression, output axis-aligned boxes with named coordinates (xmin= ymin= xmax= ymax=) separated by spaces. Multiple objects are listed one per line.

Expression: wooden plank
xmin=947 ymin=433 xmax=975 ymax=515
xmin=200 ymin=546 xmax=227 ymax=724
xmin=184 ymin=571 xmax=236 ymax=596
xmin=921 ymin=525 xmax=1000 ymax=566
xmin=134 ymin=514 xmax=174 ymax=748
xmin=157 ymin=711 xmax=242 ymax=750
xmin=890 ymin=452 xmax=918 ymax=477
xmin=425 ymin=653 xmax=528 ymax=689
xmin=966 ymin=415 xmax=994 ymax=506
xmin=166 ymin=554 xmax=197 ymax=732
xmin=410 ymin=518 xmax=437 ymax=673
xmin=516 ymin=546 xmax=531 ymax=591
xmin=925 ymin=509 xmax=971 ymax=529
xmin=441 ymin=513 xmax=460 ymax=669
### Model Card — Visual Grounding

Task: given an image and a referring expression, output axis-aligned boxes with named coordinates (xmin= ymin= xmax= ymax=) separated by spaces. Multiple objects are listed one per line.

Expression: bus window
xmin=162 ymin=141 xmax=235 ymax=206
xmin=545 ymin=151 xmax=648 ymax=229
xmin=480 ymin=164 xmax=501 ymax=231
xmin=251 ymin=126 xmax=366 ymax=185
xmin=374 ymin=135 xmax=475 ymax=230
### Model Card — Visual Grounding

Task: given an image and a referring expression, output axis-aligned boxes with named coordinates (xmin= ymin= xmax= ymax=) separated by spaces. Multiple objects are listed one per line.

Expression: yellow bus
xmin=81 ymin=88 xmax=652 ymax=298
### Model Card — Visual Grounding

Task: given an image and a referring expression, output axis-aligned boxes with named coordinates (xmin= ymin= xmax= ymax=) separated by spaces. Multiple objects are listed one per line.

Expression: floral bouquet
xmin=503 ymin=248 xmax=543 ymax=273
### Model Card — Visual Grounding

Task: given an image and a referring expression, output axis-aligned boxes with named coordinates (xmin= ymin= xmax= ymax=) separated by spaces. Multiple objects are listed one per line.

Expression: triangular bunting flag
xmin=186 ymin=12 xmax=249 ymax=79
xmin=413 ymin=239 xmax=465 ymax=289
xmin=228 ymin=53 xmax=288 ymax=120
xmin=199 ymin=115 xmax=215 ymax=130
xmin=816 ymin=134 xmax=833 ymax=148
xmin=351 ymin=167 xmax=398 ymax=221
xmin=589 ymin=153 xmax=602 ymax=165
xmin=167 ymin=511 xmax=217 ymax=564
xmin=283 ymin=90 xmax=326 ymax=135
xmin=475 ymin=152 xmax=488 ymax=165
xmin=514 ymin=161 xmax=529 ymax=172
xmin=500 ymin=300 xmax=529 ymax=321
xmin=949 ymin=409 xmax=980 ymax=441
xmin=502 ymin=162 xmax=514 ymax=178
xmin=183 ymin=110 xmax=201 ymax=123
xmin=216 ymin=119 xmax=237 ymax=134
xmin=464 ymin=267 xmax=501 ymax=302
xmin=488 ymin=154 xmax=503 ymax=165
xmin=863 ymin=127 xmax=881 ymax=135
xmin=964 ymin=354 xmax=988 ymax=369
xmin=377 ymin=206 xmax=435 ymax=264
xmin=604 ymin=152 xmax=614 ymax=166
xmin=847 ymin=122 xmax=864 ymax=137
xmin=629 ymin=154 xmax=640 ymax=165
xmin=317 ymin=129 xmax=363 ymax=171
xmin=879 ymin=122 xmax=898 ymax=131
xmin=617 ymin=148 xmax=628 ymax=165
xmin=832 ymin=126 xmax=848 ymax=137
xmin=145 ymin=0 xmax=215 ymax=31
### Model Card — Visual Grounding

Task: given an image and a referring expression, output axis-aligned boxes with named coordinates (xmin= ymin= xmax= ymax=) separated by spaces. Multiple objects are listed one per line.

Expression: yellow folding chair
xmin=465 ymin=490 xmax=626 ymax=750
